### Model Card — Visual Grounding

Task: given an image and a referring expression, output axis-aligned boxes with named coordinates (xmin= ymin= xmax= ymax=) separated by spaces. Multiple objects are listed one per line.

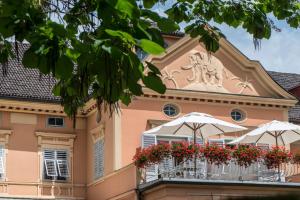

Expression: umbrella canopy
xmin=144 ymin=112 xmax=247 ymax=139
xmin=229 ymin=120 xmax=300 ymax=146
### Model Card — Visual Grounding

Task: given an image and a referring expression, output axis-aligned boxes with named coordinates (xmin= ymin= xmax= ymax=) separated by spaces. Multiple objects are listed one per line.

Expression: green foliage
xmin=0 ymin=0 xmax=299 ymax=120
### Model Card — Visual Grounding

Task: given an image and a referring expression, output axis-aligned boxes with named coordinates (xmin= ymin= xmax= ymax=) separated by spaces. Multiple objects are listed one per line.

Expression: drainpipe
xmin=136 ymin=188 xmax=143 ymax=200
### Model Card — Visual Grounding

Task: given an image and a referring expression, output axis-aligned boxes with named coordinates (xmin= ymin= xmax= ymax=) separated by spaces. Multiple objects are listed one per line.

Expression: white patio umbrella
xmin=229 ymin=120 xmax=300 ymax=181
xmin=144 ymin=112 xmax=247 ymax=143
xmin=144 ymin=112 xmax=247 ymax=175
xmin=229 ymin=120 xmax=300 ymax=147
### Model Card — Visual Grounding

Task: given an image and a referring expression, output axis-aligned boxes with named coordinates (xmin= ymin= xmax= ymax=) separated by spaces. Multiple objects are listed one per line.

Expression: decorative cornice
xmin=0 ymin=99 xmax=88 ymax=117
xmin=35 ymin=132 xmax=76 ymax=148
xmin=141 ymin=88 xmax=297 ymax=109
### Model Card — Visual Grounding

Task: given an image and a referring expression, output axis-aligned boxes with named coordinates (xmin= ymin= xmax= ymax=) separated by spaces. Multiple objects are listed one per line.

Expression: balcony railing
xmin=138 ymin=157 xmax=300 ymax=184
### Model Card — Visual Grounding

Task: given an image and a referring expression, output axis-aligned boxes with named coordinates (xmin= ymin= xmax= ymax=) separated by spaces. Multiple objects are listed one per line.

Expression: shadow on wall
xmin=228 ymin=195 xmax=300 ymax=200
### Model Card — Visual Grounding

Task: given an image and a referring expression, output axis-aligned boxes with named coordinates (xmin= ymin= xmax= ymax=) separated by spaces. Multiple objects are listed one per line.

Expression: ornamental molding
xmin=161 ymin=68 xmax=180 ymax=89
xmin=231 ymin=76 xmax=255 ymax=94
xmin=90 ymin=124 xmax=105 ymax=143
xmin=141 ymin=88 xmax=297 ymax=109
xmin=35 ymin=131 xmax=76 ymax=149
xmin=181 ymin=50 xmax=229 ymax=93
xmin=0 ymin=130 xmax=12 ymax=148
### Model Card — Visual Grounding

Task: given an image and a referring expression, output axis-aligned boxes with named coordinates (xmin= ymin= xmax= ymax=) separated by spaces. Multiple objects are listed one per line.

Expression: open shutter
xmin=0 ymin=146 xmax=5 ymax=175
xmin=142 ymin=134 xmax=157 ymax=148
xmin=44 ymin=159 xmax=57 ymax=176
xmin=142 ymin=134 xmax=157 ymax=182
xmin=56 ymin=150 xmax=69 ymax=178
xmin=44 ymin=150 xmax=57 ymax=177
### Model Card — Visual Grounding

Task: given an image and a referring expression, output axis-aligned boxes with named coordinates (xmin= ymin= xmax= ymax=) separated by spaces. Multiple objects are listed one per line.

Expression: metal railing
xmin=138 ymin=157 xmax=300 ymax=184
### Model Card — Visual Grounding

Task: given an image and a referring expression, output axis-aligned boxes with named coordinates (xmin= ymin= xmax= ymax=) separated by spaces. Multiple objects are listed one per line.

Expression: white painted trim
xmin=113 ymin=112 xmax=122 ymax=170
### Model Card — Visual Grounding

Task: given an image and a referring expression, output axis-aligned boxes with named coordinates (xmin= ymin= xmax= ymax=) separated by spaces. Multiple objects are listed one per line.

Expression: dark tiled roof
xmin=162 ymin=31 xmax=185 ymax=37
xmin=0 ymin=43 xmax=60 ymax=102
xmin=268 ymin=71 xmax=300 ymax=90
xmin=289 ymin=104 xmax=300 ymax=123
xmin=268 ymin=71 xmax=300 ymax=123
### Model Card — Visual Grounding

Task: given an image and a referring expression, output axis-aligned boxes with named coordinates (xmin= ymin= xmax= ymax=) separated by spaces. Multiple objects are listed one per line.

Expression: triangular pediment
xmin=146 ymin=36 xmax=295 ymax=100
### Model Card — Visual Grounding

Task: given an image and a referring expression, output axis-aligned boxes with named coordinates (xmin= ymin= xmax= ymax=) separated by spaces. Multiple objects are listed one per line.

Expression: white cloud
xmin=220 ymin=24 xmax=300 ymax=73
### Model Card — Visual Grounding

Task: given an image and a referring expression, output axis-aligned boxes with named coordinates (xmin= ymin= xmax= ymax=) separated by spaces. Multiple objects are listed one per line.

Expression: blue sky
xmin=152 ymin=2 xmax=300 ymax=74
xmin=219 ymin=23 xmax=300 ymax=74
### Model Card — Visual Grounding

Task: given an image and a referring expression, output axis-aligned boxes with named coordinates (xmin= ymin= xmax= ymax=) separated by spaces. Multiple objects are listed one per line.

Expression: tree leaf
xmin=146 ymin=61 xmax=161 ymax=75
xmin=143 ymin=72 xmax=166 ymax=94
xmin=139 ymin=39 xmax=165 ymax=55
xmin=105 ymin=29 xmax=136 ymax=44
xmin=22 ymin=48 xmax=39 ymax=69
xmin=55 ymin=55 xmax=74 ymax=79
xmin=143 ymin=0 xmax=157 ymax=8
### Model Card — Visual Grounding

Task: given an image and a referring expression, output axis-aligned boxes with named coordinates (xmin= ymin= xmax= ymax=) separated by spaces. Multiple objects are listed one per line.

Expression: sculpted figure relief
xmin=182 ymin=50 xmax=227 ymax=87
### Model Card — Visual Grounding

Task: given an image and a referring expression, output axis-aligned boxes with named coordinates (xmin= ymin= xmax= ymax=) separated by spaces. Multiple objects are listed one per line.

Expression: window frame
xmin=46 ymin=116 xmax=65 ymax=128
xmin=230 ymin=109 xmax=246 ymax=122
xmin=42 ymin=148 xmax=70 ymax=182
xmin=162 ymin=103 xmax=180 ymax=118
xmin=0 ymin=144 xmax=6 ymax=181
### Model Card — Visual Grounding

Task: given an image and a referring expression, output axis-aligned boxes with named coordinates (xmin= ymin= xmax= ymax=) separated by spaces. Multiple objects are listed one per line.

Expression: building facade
xmin=0 ymin=34 xmax=300 ymax=199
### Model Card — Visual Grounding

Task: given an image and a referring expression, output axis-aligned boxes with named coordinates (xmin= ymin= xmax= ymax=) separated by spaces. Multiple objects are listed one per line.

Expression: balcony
xmin=135 ymin=142 xmax=300 ymax=187
xmin=138 ymin=158 xmax=300 ymax=185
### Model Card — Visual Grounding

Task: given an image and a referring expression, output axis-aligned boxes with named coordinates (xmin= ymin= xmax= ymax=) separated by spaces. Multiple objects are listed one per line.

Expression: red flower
xmin=263 ymin=146 xmax=292 ymax=169
xmin=202 ymin=143 xmax=231 ymax=166
xmin=232 ymin=145 xmax=262 ymax=168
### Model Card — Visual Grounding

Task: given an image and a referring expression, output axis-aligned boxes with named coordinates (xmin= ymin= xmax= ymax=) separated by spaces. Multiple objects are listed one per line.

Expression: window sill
xmin=42 ymin=180 xmax=71 ymax=184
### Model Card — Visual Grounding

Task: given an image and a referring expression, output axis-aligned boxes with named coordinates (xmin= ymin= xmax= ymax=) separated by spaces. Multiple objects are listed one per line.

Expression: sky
xmin=219 ymin=23 xmax=300 ymax=74
xmin=152 ymin=2 xmax=300 ymax=74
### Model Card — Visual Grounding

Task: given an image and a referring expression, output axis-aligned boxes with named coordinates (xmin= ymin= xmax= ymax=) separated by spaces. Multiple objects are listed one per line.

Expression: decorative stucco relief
xmin=181 ymin=50 xmax=229 ymax=93
xmin=161 ymin=68 xmax=180 ymax=89
xmin=231 ymin=76 xmax=255 ymax=94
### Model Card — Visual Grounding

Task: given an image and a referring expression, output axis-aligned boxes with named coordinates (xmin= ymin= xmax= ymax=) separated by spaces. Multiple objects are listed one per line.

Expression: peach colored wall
xmin=0 ymin=111 xmax=86 ymax=199
xmin=120 ymin=98 xmax=287 ymax=167
xmin=87 ymin=165 xmax=137 ymax=200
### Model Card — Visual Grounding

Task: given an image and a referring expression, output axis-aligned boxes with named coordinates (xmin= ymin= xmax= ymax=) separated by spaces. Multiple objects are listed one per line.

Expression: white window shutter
xmin=0 ymin=157 xmax=4 ymax=174
xmin=57 ymin=160 xmax=69 ymax=177
xmin=0 ymin=146 xmax=4 ymax=175
xmin=44 ymin=150 xmax=55 ymax=159
xmin=56 ymin=150 xmax=69 ymax=178
xmin=94 ymin=139 xmax=104 ymax=179
xmin=44 ymin=159 xmax=57 ymax=176
xmin=142 ymin=134 xmax=156 ymax=148
xmin=142 ymin=134 xmax=157 ymax=181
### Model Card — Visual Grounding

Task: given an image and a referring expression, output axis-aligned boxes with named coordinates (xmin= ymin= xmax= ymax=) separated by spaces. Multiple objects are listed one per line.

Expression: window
xmin=43 ymin=149 xmax=69 ymax=181
xmin=47 ymin=117 xmax=64 ymax=127
xmin=163 ymin=104 xmax=179 ymax=117
xmin=136 ymin=48 xmax=148 ymax=60
xmin=94 ymin=139 xmax=104 ymax=180
xmin=230 ymin=109 xmax=245 ymax=122
xmin=0 ymin=145 xmax=5 ymax=180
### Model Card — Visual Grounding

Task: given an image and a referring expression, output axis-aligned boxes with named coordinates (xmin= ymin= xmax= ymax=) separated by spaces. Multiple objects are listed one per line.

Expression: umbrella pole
xmin=194 ymin=127 xmax=197 ymax=178
xmin=275 ymin=134 xmax=281 ymax=182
